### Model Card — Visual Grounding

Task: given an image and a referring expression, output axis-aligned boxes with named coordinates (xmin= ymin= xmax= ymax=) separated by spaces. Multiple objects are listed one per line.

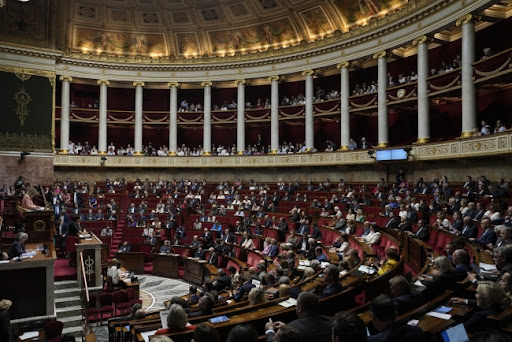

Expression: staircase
xmin=109 ymin=199 xmax=128 ymax=259
xmin=54 ymin=280 xmax=83 ymax=339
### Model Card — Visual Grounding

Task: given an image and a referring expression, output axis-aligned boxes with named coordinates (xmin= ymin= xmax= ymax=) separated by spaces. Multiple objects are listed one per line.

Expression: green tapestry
xmin=0 ymin=68 xmax=54 ymax=152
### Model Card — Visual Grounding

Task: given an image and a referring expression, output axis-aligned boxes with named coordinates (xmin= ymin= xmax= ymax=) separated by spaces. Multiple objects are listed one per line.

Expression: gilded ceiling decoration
xmin=61 ymin=0 xmax=408 ymax=58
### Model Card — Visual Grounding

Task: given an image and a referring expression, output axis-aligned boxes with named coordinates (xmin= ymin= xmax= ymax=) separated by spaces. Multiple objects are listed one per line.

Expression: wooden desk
xmin=0 ymin=243 xmax=56 ymax=320
xmin=183 ymin=257 xmax=207 ymax=284
xmin=152 ymin=253 xmax=179 ymax=278
xmin=76 ymin=233 xmax=104 ymax=290
xmin=117 ymin=252 xmax=145 ymax=274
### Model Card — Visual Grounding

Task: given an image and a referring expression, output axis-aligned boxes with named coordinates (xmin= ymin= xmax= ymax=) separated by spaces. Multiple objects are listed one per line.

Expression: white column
xmin=168 ymin=82 xmax=179 ymax=155
xmin=414 ymin=36 xmax=431 ymax=143
xmin=303 ymin=70 xmax=315 ymax=151
xmin=59 ymin=76 xmax=72 ymax=153
xmin=236 ymin=79 xmax=246 ymax=155
xmin=133 ymin=81 xmax=145 ymax=155
xmin=457 ymin=14 xmax=477 ymax=138
xmin=97 ymin=79 xmax=109 ymax=154
xmin=337 ymin=62 xmax=350 ymax=150
xmin=202 ymin=81 xmax=213 ymax=155
xmin=374 ymin=51 xmax=389 ymax=147
xmin=268 ymin=76 xmax=280 ymax=153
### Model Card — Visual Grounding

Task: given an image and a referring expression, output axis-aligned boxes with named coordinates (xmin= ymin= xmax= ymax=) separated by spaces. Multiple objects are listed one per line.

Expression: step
xmin=55 ymin=288 xmax=81 ymax=299
xmin=60 ymin=315 xmax=83 ymax=329
xmin=54 ymin=280 xmax=79 ymax=290
xmin=55 ymin=296 xmax=82 ymax=308
xmin=56 ymin=305 xmax=82 ymax=318
xmin=62 ymin=325 xmax=83 ymax=339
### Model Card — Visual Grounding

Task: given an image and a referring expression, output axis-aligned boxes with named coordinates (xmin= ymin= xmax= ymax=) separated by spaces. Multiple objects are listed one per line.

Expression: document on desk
xmin=441 ymin=323 xmax=469 ymax=342
xmin=479 ymin=262 xmax=497 ymax=271
xmin=357 ymin=265 xmax=376 ymax=274
xmin=18 ymin=331 xmax=39 ymax=340
xmin=426 ymin=311 xmax=452 ymax=320
xmin=279 ymin=298 xmax=297 ymax=308
xmin=140 ymin=330 xmax=158 ymax=342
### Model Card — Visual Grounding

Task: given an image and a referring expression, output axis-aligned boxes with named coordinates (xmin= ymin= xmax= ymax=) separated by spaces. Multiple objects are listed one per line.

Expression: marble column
xmin=168 ymin=82 xmax=179 ymax=155
xmin=303 ymin=70 xmax=315 ymax=151
xmin=236 ymin=79 xmax=246 ymax=155
xmin=457 ymin=14 xmax=477 ymax=138
xmin=202 ymin=81 xmax=213 ymax=155
xmin=97 ymin=79 xmax=109 ymax=154
xmin=59 ymin=76 xmax=72 ymax=153
xmin=268 ymin=76 xmax=280 ymax=154
xmin=133 ymin=81 xmax=145 ymax=155
xmin=337 ymin=62 xmax=350 ymax=150
xmin=374 ymin=51 xmax=389 ymax=147
xmin=413 ymin=36 xmax=431 ymax=143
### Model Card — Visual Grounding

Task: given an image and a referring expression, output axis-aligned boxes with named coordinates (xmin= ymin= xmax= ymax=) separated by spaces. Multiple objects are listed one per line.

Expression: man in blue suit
xmin=320 ymin=264 xmax=342 ymax=298
xmin=460 ymin=216 xmax=478 ymax=239
xmin=469 ymin=219 xmax=496 ymax=247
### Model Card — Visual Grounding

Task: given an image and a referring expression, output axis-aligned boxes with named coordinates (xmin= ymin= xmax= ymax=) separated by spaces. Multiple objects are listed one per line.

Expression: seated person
xmin=194 ymin=246 xmax=206 ymax=259
xmin=111 ymin=261 xmax=127 ymax=288
xmin=389 ymin=275 xmax=424 ymax=316
xmin=212 ymin=268 xmax=231 ymax=291
xmin=159 ymin=240 xmax=172 ymax=253
xmin=315 ymin=246 xmax=328 ymax=262
xmin=188 ymin=285 xmax=200 ymax=304
xmin=101 ymin=226 xmax=113 ymax=237
xmin=155 ymin=304 xmax=196 ymax=335
xmin=21 ymin=188 xmax=43 ymax=210
xmin=367 ymin=295 xmax=426 ymax=342
xmin=320 ymin=264 xmax=342 ymax=298
xmin=118 ymin=241 xmax=131 ymax=253
xmin=232 ymin=276 xmax=256 ymax=302
xmin=188 ymin=293 xmax=215 ymax=318
xmin=418 ymin=256 xmax=459 ymax=301
xmin=373 ymin=247 xmax=400 ymax=275
xmin=8 ymin=232 xmax=28 ymax=259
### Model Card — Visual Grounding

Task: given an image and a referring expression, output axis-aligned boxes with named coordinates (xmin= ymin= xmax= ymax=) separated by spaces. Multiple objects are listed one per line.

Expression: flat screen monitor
xmin=376 ymin=149 xmax=408 ymax=161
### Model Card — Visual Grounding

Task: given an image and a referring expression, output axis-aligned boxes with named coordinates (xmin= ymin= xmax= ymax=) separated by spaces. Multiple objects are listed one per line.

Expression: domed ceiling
xmin=31 ymin=0 xmax=407 ymax=58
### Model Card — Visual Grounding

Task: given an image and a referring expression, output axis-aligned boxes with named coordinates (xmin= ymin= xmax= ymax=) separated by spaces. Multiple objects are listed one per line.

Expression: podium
xmin=21 ymin=210 xmax=55 ymax=243
xmin=76 ymin=233 xmax=104 ymax=291
xmin=152 ymin=253 xmax=179 ymax=278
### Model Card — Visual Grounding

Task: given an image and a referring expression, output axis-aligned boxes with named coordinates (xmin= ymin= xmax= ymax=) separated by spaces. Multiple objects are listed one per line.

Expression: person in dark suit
xmin=207 ymin=248 xmax=218 ymax=267
xmin=472 ymin=202 xmax=486 ymax=221
xmin=406 ymin=219 xmax=429 ymax=242
xmin=320 ymin=264 xmax=342 ymax=298
xmin=200 ymin=228 xmax=213 ymax=248
xmin=194 ymin=246 xmax=206 ymax=259
xmin=7 ymin=232 xmax=28 ymax=259
xmin=212 ymin=268 xmax=232 ymax=291
xmin=460 ymin=216 xmax=478 ymax=239
xmin=451 ymin=249 xmax=472 ymax=281
xmin=315 ymin=246 xmax=328 ymax=262
xmin=188 ymin=294 xmax=215 ymax=318
xmin=397 ymin=217 xmax=412 ymax=233
xmin=385 ymin=212 xmax=400 ymax=229
xmin=232 ymin=276 xmax=256 ymax=302
xmin=267 ymin=239 xmax=279 ymax=258
xmin=419 ymin=256 xmax=459 ymax=301
xmin=367 ymin=295 xmax=426 ymax=342
xmin=221 ymin=229 xmax=236 ymax=244
xmin=389 ymin=275 xmax=424 ymax=316
xmin=451 ymin=211 xmax=464 ymax=232
xmin=265 ymin=292 xmax=332 ymax=342
xmin=470 ymin=219 xmax=496 ymax=247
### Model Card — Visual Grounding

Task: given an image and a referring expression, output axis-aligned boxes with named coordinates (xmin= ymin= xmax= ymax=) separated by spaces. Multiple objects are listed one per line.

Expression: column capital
xmin=456 ymin=14 xmax=480 ymax=27
xmin=336 ymin=61 xmax=351 ymax=69
xmin=201 ymin=81 xmax=213 ymax=87
xmin=133 ymin=81 xmax=145 ymax=87
xmin=372 ymin=51 xmax=387 ymax=60
xmin=236 ymin=79 xmax=246 ymax=86
xmin=97 ymin=79 xmax=110 ymax=86
xmin=168 ymin=82 xmax=180 ymax=88
xmin=268 ymin=75 xmax=281 ymax=82
xmin=59 ymin=75 xmax=73 ymax=82
xmin=412 ymin=35 xmax=433 ymax=46
xmin=301 ymin=69 xmax=315 ymax=77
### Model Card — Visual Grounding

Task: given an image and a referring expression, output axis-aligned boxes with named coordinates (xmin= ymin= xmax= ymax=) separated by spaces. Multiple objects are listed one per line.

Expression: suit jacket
xmin=414 ymin=227 xmax=429 ymax=242
xmin=233 ymin=281 xmax=256 ymax=302
xmin=473 ymin=209 xmax=486 ymax=221
xmin=222 ymin=233 xmax=236 ymax=244
xmin=213 ymin=275 xmax=232 ymax=291
xmin=188 ymin=309 xmax=213 ymax=318
xmin=474 ymin=229 xmax=497 ymax=246
xmin=268 ymin=244 xmax=279 ymax=258
xmin=7 ymin=241 xmax=26 ymax=259
xmin=461 ymin=224 xmax=478 ymax=239
xmin=368 ymin=323 xmax=426 ymax=342
xmin=464 ymin=305 xmax=501 ymax=334
xmin=195 ymin=249 xmax=206 ymax=259
xmin=393 ymin=292 xmax=424 ymax=316
xmin=288 ymin=314 xmax=333 ymax=342
xmin=398 ymin=220 xmax=413 ymax=233
xmin=321 ymin=282 xmax=342 ymax=298
xmin=207 ymin=252 xmax=218 ymax=267
xmin=385 ymin=217 xmax=400 ymax=229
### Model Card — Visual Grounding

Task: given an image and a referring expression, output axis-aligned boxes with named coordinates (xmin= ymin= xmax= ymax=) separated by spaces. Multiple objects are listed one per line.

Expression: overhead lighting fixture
xmin=19 ymin=0 xmax=30 ymax=2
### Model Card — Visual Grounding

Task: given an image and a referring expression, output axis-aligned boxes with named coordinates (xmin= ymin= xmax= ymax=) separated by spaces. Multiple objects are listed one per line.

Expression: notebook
xmin=208 ymin=315 xmax=230 ymax=324
xmin=441 ymin=323 xmax=469 ymax=342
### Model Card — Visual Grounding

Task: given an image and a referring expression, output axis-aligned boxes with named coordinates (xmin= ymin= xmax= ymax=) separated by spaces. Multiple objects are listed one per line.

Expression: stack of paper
xmin=279 ymin=298 xmax=297 ymax=308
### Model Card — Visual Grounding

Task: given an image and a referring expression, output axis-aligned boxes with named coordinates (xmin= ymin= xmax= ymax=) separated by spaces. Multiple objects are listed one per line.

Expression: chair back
xmin=44 ymin=320 xmax=64 ymax=339
xmin=113 ymin=290 xmax=129 ymax=304
xmin=99 ymin=293 xmax=114 ymax=306
xmin=125 ymin=287 xmax=136 ymax=301
xmin=88 ymin=294 xmax=98 ymax=309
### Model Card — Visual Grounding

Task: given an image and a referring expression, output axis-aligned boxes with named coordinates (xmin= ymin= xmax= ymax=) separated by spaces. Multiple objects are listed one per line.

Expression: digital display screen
xmin=376 ymin=149 xmax=408 ymax=161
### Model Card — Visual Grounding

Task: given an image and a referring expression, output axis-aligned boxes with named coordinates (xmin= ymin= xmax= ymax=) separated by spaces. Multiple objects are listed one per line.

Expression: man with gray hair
xmin=8 ymin=232 xmax=28 ymax=259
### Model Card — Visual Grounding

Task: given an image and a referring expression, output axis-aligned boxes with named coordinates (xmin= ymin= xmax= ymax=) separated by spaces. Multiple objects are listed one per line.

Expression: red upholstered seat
xmin=113 ymin=290 xmax=131 ymax=316
xmin=45 ymin=320 xmax=64 ymax=342
xmin=126 ymin=287 xmax=142 ymax=306
xmin=99 ymin=293 xmax=114 ymax=323
xmin=85 ymin=294 xmax=100 ymax=324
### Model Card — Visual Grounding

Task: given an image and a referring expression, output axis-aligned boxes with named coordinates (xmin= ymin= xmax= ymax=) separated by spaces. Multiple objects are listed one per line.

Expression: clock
xmin=397 ymin=89 xmax=406 ymax=99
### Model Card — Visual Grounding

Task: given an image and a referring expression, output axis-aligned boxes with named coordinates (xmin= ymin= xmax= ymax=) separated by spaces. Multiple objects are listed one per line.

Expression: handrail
xmin=79 ymin=251 xmax=90 ymax=303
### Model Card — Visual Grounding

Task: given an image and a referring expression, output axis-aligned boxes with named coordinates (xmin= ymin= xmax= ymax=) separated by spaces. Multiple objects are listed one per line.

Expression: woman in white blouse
xmin=364 ymin=225 xmax=382 ymax=246
xmin=241 ymin=232 xmax=255 ymax=249
xmin=345 ymin=208 xmax=355 ymax=221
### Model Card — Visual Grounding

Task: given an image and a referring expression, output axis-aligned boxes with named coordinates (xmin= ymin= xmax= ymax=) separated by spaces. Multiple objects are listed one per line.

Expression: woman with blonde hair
xmin=248 ymin=287 xmax=265 ymax=305
xmin=21 ymin=188 xmax=42 ymax=210
xmin=374 ymin=246 xmax=400 ymax=275
xmin=419 ymin=256 xmax=458 ymax=300
xmin=355 ymin=208 xmax=365 ymax=222
xmin=155 ymin=304 xmax=196 ymax=335
xmin=464 ymin=281 xmax=512 ymax=333
xmin=0 ymin=299 xmax=12 ymax=341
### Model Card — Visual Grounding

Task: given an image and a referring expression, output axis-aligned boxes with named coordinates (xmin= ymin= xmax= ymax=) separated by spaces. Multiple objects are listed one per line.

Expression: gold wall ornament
xmin=0 ymin=132 xmax=52 ymax=151
xmin=15 ymin=70 xmax=31 ymax=82
xmin=33 ymin=220 xmax=46 ymax=232
xmin=14 ymin=87 xmax=31 ymax=126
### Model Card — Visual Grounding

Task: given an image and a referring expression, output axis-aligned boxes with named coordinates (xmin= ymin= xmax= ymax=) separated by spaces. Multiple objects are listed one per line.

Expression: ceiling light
xmin=19 ymin=0 xmax=30 ymax=2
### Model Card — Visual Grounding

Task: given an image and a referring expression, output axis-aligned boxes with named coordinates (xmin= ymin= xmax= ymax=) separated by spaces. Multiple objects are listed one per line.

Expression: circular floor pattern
xmin=137 ymin=275 xmax=191 ymax=311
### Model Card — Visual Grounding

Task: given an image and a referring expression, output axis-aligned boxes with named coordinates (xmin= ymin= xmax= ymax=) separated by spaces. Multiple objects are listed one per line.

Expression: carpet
xmin=54 ymin=258 xmax=77 ymax=281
